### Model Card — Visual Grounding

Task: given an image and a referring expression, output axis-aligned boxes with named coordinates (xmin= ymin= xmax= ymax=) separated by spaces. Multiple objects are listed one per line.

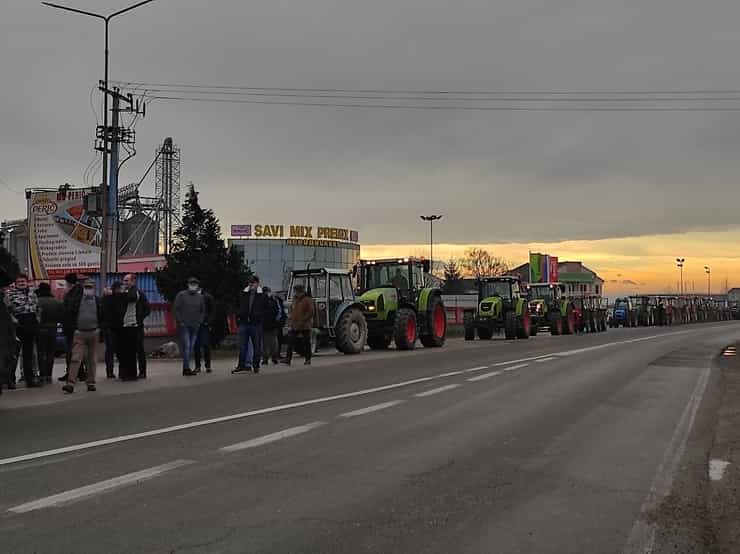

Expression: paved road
xmin=2 ymin=323 xmax=738 ymax=553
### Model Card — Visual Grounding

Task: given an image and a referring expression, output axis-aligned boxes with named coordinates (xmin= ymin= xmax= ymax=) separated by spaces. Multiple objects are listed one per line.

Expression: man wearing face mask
xmin=174 ymin=277 xmax=206 ymax=376
xmin=122 ymin=274 xmax=151 ymax=379
xmin=7 ymin=273 xmax=41 ymax=388
xmin=233 ymin=275 xmax=267 ymax=374
xmin=60 ymin=272 xmax=84 ymax=382
xmin=62 ymin=281 xmax=102 ymax=393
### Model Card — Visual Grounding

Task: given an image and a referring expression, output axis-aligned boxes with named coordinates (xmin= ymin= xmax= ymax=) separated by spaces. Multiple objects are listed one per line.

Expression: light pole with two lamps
xmin=420 ymin=215 xmax=443 ymax=277
xmin=676 ymin=258 xmax=685 ymax=295
xmin=704 ymin=266 xmax=711 ymax=297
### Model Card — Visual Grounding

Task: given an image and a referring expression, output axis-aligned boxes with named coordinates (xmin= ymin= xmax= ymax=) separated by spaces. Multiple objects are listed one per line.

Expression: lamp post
xmin=42 ymin=0 xmax=158 ymax=281
xmin=676 ymin=258 xmax=685 ymax=295
xmin=705 ymin=266 xmax=711 ymax=297
xmin=420 ymin=215 xmax=443 ymax=276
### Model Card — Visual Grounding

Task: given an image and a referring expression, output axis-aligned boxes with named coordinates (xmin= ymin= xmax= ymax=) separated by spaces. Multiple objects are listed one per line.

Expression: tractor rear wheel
xmin=335 ymin=307 xmax=367 ymax=354
xmin=504 ymin=311 xmax=517 ymax=340
xmin=464 ymin=312 xmax=476 ymax=341
xmin=530 ymin=323 xmax=539 ymax=336
xmin=478 ymin=326 xmax=494 ymax=340
xmin=516 ymin=309 xmax=531 ymax=339
xmin=420 ymin=296 xmax=446 ymax=348
xmin=367 ymin=334 xmax=391 ymax=350
xmin=549 ymin=312 xmax=562 ymax=335
xmin=393 ymin=308 xmax=417 ymax=350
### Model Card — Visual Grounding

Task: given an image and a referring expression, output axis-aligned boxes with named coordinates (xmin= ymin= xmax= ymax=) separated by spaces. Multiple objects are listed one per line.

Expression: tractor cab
xmin=287 ymin=268 xmax=367 ymax=355
xmin=463 ymin=276 xmax=531 ymax=341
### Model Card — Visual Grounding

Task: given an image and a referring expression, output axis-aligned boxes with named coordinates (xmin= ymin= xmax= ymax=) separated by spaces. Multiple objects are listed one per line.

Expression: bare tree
xmin=461 ymin=248 xmax=510 ymax=279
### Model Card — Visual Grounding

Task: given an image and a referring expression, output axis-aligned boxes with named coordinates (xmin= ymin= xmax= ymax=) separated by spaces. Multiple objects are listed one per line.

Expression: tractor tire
xmin=478 ymin=326 xmax=494 ymax=340
xmin=367 ymin=334 xmax=391 ymax=350
xmin=530 ymin=324 xmax=539 ymax=337
xmin=549 ymin=312 xmax=563 ymax=335
xmin=463 ymin=311 xmax=475 ymax=341
xmin=516 ymin=309 xmax=531 ymax=339
xmin=335 ymin=307 xmax=367 ymax=355
xmin=504 ymin=310 xmax=517 ymax=340
xmin=420 ymin=296 xmax=447 ymax=348
xmin=393 ymin=308 xmax=417 ymax=350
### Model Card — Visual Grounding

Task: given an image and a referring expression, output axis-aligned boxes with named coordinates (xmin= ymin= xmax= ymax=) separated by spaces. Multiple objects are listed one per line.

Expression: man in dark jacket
xmin=36 ymin=282 xmax=64 ymax=383
xmin=194 ymin=287 xmax=215 ymax=373
xmin=233 ymin=275 xmax=267 ymax=374
xmin=122 ymin=274 xmax=151 ymax=379
xmin=0 ymin=287 xmax=17 ymax=393
xmin=60 ymin=273 xmax=84 ymax=382
xmin=62 ymin=281 xmax=103 ymax=393
xmin=261 ymin=287 xmax=282 ymax=366
xmin=7 ymin=273 xmax=41 ymax=388
xmin=174 ymin=277 xmax=205 ymax=376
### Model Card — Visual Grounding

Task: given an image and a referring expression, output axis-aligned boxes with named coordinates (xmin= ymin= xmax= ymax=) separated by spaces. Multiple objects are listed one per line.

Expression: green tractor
xmin=526 ymin=282 xmax=577 ymax=335
xmin=463 ymin=276 xmax=531 ymax=340
xmin=358 ymin=258 xmax=447 ymax=350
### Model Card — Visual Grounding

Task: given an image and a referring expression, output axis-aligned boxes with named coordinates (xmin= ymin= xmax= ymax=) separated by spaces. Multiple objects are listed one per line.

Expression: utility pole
xmin=676 ymin=258 xmax=685 ymax=295
xmin=420 ymin=215 xmax=443 ymax=276
xmin=42 ymin=0 xmax=157 ymax=282
xmin=704 ymin=266 xmax=711 ymax=297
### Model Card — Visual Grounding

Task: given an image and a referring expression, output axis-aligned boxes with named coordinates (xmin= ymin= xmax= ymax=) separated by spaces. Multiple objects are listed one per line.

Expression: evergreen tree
xmin=155 ymin=184 xmax=250 ymax=309
xmin=0 ymin=230 xmax=20 ymax=287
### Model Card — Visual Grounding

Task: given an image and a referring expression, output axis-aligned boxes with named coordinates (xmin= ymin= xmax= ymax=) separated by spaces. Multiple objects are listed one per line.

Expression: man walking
xmin=283 ymin=283 xmax=315 ymax=366
xmin=233 ymin=275 xmax=266 ymax=374
xmin=194 ymin=286 xmax=215 ymax=373
xmin=7 ymin=273 xmax=41 ymax=388
xmin=261 ymin=287 xmax=282 ymax=366
xmin=174 ymin=277 xmax=205 ymax=376
xmin=62 ymin=281 xmax=101 ymax=393
xmin=36 ymin=282 xmax=64 ymax=384
xmin=122 ymin=274 xmax=151 ymax=379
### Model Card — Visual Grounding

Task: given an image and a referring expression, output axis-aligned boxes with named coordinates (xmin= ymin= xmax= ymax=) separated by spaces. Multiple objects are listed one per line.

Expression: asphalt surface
xmin=2 ymin=323 xmax=739 ymax=554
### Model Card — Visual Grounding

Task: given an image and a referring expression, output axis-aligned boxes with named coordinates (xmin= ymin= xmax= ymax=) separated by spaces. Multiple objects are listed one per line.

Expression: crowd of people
xmin=0 ymin=271 xmax=317 ymax=395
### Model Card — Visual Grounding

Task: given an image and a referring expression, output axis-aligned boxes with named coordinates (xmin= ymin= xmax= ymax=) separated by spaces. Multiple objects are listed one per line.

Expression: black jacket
xmin=37 ymin=294 xmax=65 ymax=331
xmin=63 ymin=284 xmax=83 ymax=333
xmin=126 ymin=286 xmax=151 ymax=326
xmin=238 ymin=290 xmax=267 ymax=325
xmin=202 ymin=291 xmax=215 ymax=327
xmin=262 ymin=296 xmax=283 ymax=330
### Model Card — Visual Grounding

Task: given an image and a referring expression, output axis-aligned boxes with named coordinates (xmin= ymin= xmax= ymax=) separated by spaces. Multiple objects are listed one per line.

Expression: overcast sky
xmin=2 ymin=0 xmax=740 ymax=248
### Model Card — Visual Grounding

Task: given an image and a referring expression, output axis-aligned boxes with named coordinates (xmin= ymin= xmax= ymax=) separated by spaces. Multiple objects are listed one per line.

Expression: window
xmin=481 ymin=281 xmax=513 ymax=300
xmin=329 ymin=274 xmax=344 ymax=300
xmin=341 ymin=275 xmax=353 ymax=299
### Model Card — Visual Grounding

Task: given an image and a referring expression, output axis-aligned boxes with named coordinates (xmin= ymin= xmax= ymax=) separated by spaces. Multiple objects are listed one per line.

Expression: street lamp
xmin=42 ymin=0 xmax=158 ymax=281
xmin=676 ymin=258 xmax=685 ymax=295
xmin=705 ymin=266 xmax=711 ymax=297
xmin=420 ymin=215 xmax=443 ymax=276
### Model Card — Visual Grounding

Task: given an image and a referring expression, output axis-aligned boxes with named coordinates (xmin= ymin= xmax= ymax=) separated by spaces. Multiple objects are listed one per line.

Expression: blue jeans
xmin=179 ymin=325 xmax=200 ymax=370
xmin=194 ymin=325 xmax=211 ymax=369
xmin=238 ymin=323 xmax=262 ymax=369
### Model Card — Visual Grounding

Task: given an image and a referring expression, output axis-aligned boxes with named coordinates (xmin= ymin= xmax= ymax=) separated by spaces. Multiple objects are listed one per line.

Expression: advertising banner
xmin=529 ymin=252 xmax=543 ymax=283
xmin=27 ymin=188 xmax=101 ymax=280
xmin=530 ymin=252 xmax=559 ymax=283
xmin=230 ymin=223 xmax=359 ymax=243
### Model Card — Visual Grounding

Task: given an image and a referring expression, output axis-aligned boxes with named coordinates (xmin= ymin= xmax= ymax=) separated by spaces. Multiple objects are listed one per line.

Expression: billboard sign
xmin=231 ymin=223 xmax=359 ymax=243
xmin=529 ymin=252 xmax=559 ymax=284
xmin=230 ymin=224 xmax=252 ymax=237
xmin=27 ymin=188 xmax=101 ymax=280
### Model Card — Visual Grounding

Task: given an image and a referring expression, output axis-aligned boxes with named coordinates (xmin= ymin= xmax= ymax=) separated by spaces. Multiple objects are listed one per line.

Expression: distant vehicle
xmin=463 ymin=276 xmax=530 ymax=340
xmin=629 ymin=296 xmax=655 ymax=326
xmin=573 ymin=295 xmax=608 ymax=333
xmin=527 ymin=282 xmax=577 ymax=335
xmin=611 ymin=297 xmax=636 ymax=327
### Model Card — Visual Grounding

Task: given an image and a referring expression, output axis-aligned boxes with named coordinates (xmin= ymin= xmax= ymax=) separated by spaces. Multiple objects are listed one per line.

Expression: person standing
xmin=60 ymin=273 xmax=84 ymax=382
xmin=0 ymin=286 xmax=18 ymax=393
xmin=194 ymin=287 xmax=215 ymax=373
xmin=101 ymin=282 xmax=123 ymax=379
xmin=283 ymin=283 xmax=315 ymax=366
xmin=7 ymin=274 xmax=41 ymax=387
xmin=122 ymin=274 xmax=151 ymax=379
xmin=62 ymin=281 xmax=101 ymax=393
xmin=174 ymin=277 xmax=205 ymax=376
xmin=233 ymin=275 xmax=266 ymax=374
xmin=261 ymin=286 xmax=281 ymax=366
xmin=36 ymin=282 xmax=64 ymax=384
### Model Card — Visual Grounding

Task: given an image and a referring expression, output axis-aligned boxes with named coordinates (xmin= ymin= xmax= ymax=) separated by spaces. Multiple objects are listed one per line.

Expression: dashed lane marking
xmin=339 ymin=400 xmax=405 ymax=418
xmin=8 ymin=459 xmax=195 ymax=514
xmin=220 ymin=422 xmax=327 ymax=453
xmin=464 ymin=366 xmax=489 ymax=373
xmin=535 ymin=357 xmax=557 ymax=363
xmin=503 ymin=363 xmax=530 ymax=372
xmin=468 ymin=370 xmax=503 ymax=382
xmin=414 ymin=384 xmax=462 ymax=398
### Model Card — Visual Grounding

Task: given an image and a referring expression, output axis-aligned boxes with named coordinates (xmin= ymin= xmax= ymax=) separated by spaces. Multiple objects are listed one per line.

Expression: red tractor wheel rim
xmin=433 ymin=305 xmax=445 ymax=338
xmin=407 ymin=318 xmax=416 ymax=343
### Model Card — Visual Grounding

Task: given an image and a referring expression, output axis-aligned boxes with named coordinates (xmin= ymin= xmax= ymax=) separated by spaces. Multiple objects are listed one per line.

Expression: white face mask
xmin=83 ymin=289 xmax=95 ymax=297
xmin=188 ymin=284 xmax=199 ymax=292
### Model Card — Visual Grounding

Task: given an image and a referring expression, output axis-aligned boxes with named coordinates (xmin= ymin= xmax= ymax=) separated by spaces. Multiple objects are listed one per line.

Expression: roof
xmin=478 ymin=275 xmax=520 ymax=282
xmin=291 ymin=267 xmax=350 ymax=275
xmin=558 ymin=272 xmax=596 ymax=284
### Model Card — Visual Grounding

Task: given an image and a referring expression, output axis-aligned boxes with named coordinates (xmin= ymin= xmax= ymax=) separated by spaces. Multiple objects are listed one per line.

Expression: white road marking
xmin=414 ymin=384 xmax=462 ymax=397
xmin=0 ymin=328 xmax=704 ymax=468
xmin=535 ymin=357 xmax=556 ymax=363
xmin=8 ymin=459 xmax=194 ymax=514
xmin=339 ymin=400 xmax=405 ymax=418
xmin=503 ymin=363 xmax=529 ymax=372
xmin=709 ymin=459 xmax=731 ymax=481
xmin=621 ymin=361 xmax=712 ymax=554
xmin=220 ymin=422 xmax=326 ymax=452
xmin=468 ymin=370 xmax=503 ymax=382
xmin=464 ymin=366 xmax=488 ymax=373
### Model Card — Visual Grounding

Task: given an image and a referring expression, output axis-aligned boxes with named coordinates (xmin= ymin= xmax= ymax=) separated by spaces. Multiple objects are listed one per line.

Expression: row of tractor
xmin=287 ymin=257 xmax=448 ymax=355
xmin=462 ymin=277 xmax=608 ymax=341
xmin=610 ymin=295 xmax=733 ymax=327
